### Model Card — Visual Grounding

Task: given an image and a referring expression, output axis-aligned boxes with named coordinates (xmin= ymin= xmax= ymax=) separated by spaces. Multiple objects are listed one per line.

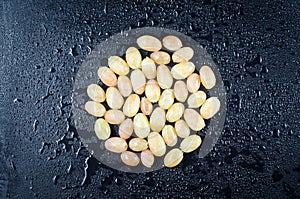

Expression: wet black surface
xmin=1 ymin=0 xmax=299 ymax=198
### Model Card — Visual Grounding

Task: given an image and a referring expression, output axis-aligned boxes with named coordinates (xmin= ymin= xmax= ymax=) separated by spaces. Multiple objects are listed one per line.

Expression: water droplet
xmin=54 ymin=48 xmax=63 ymax=54
xmin=68 ymin=45 xmax=79 ymax=56
xmin=39 ymin=142 xmax=51 ymax=154
xmin=13 ymin=98 xmax=23 ymax=103
xmin=103 ymin=1 xmax=107 ymax=14
xmin=48 ymin=67 xmax=56 ymax=73
xmin=52 ymin=175 xmax=59 ymax=185
xmin=33 ymin=120 xmax=39 ymax=131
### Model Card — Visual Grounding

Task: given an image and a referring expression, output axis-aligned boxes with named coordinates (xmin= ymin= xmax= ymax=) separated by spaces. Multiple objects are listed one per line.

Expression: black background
xmin=1 ymin=0 xmax=299 ymax=198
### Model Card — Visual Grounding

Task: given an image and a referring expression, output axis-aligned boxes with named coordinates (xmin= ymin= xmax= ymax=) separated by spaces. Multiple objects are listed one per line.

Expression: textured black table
xmin=1 ymin=0 xmax=299 ymax=198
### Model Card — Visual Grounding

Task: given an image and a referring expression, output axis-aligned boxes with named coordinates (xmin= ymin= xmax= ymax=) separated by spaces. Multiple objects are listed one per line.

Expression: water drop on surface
xmin=68 ymin=45 xmax=79 ymax=56
xmin=52 ymin=175 xmax=59 ymax=185
xmin=13 ymin=98 xmax=23 ymax=103
xmin=48 ymin=67 xmax=56 ymax=73
xmin=33 ymin=120 xmax=39 ymax=131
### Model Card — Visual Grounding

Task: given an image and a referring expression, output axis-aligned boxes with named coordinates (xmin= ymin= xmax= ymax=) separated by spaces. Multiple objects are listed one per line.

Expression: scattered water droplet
xmin=39 ymin=142 xmax=51 ymax=154
xmin=48 ymin=67 xmax=56 ymax=73
xmin=68 ymin=45 xmax=79 ymax=56
xmin=52 ymin=175 xmax=59 ymax=185
xmin=13 ymin=98 xmax=23 ymax=103
xmin=33 ymin=120 xmax=39 ymax=131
